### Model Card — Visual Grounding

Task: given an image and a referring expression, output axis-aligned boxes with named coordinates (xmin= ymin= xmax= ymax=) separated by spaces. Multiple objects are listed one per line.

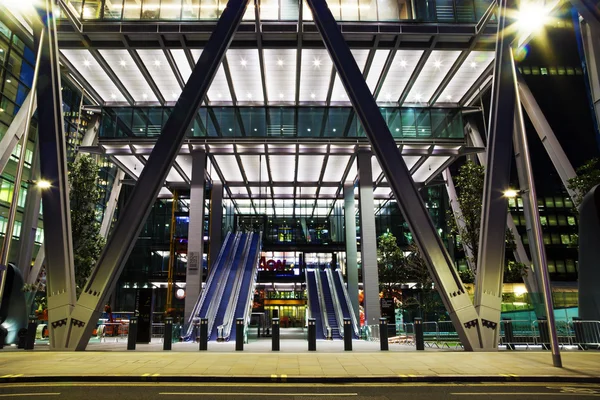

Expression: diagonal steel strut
xmin=64 ymin=0 xmax=250 ymax=350
xmin=305 ymin=0 xmax=483 ymax=350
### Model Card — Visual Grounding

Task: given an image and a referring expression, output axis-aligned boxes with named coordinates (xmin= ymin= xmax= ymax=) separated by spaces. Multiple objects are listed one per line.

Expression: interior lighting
xmin=143 ymin=93 xmax=148 ymax=99
xmin=277 ymin=59 xmax=284 ymax=67
xmin=307 ymin=128 xmax=311 ymax=132
xmin=434 ymin=60 xmax=442 ymax=69
xmin=175 ymin=288 xmax=186 ymax=299
xmin=6 ymin=79 xmax=11 ymax=83
xmin=247 ymin=92 xmax=253 ymax=99
xmin=110 ymin=93 xmax=117 ymax=99
xmin=470 ymin=61 xmax=477 ymax=69
xmin=119 ymin=59 xmax=127 ymax=67
xmin=83 ymin=59 xmax=91 ymax=67
xmin=332 ymin=128 xmax=336 ymax=132
xmin=217 ymin=92 xmax=222 ymax=98
xmin=517 ymin=1 xmax=551 ymax=35
xmin=191 ymin=128 xmax=194 ymax=132
xmin=399 ymin=59 xmax=407 ymax=68
xmin=395 ymin=128 xmax=400 ymax=132
xmin=310 ymin=93 xmax=316 ymax=99
xmin=240 ymin=58 xmax=248 ymax=67
xmin=254 ymin=128 xmax=257 ymax=131
xmin=0 ymin=108 xmax=4 ymax=113
xmin=154 ymin=60 xmax=161 ymax=67
xmin=446 ymin=94 xmax=453 ymax=101
xmin=415 ymin=93 xmax=422 ymax=102
xmin=229 ymin=128 xmax=233 ymax=132
xmin=36 ymin=180 xmax=51 ymax=189
xmin=504 ymin=189 xmax=520 ymax=198
xmin=279 ymin=93 xmax=284 ymax=98
xmin=312 ymin=58 xmax=321 ymax=68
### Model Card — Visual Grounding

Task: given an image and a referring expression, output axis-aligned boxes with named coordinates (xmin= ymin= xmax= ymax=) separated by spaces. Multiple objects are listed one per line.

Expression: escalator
xmin=306 ymin=269 xmax=326 ymax=339
xmin=209 ymin=232 xmax=249 ymax=340
xmin=319 ymin=270 xmax=341 ymax=339
xmin=329 ymin=268 xmax=359 ymax=338
xmin=228 ymin=233 xmax=261 ymax=340
xmin=184 ymin=231 xmax=237 ymax=339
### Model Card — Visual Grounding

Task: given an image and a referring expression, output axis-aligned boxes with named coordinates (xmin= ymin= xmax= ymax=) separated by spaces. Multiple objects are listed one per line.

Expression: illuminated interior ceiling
xmin=93 ymin=141 xmax=484 ymax=207
xmin=60 ymin=47 xmax=495 ymax=107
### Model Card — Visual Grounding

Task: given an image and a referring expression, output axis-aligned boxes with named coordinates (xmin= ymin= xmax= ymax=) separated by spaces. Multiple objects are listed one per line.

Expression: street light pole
xmin=0 ymin=30 xmax=45 ymax=309
xmin=511 ymin=50 xmax=562 ymax=368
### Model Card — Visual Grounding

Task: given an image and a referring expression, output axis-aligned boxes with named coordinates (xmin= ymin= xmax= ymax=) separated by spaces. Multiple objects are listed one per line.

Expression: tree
xmin=68 ymin=155 xmax=105 ymax=297
xmin=567 ymin=158 xmax=600 ymax=208
xmin=377 ymin=232 xmax=405 ymax=298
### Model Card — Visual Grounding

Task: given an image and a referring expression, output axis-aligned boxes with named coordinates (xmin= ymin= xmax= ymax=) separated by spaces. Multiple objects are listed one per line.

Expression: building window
xmin=567 ymin=216 xmax=576 ymax=226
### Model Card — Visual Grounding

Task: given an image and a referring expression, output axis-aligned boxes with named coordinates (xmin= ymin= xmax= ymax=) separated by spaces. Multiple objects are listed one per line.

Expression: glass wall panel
xmin=327 ymin=0 xmax=342 ymax=20
xmin=241 ymin=107 xmax=267 ymax=136
xmin=281 ymin=0 xmax=299 ymax=19
xmin=416 ymin=109 xmax=431 ymax=137
xmin=82 ymin=0 xmax=103 ymax=19
xmin=141 ymin=0 xmax=161 ymax=19
xmin=380 ymin=108 xmax=401 ymax=137
xmin=160 ymin=0 xmax=183 ymax=19
xmin=454 ymin=0 xmax=475 ymax=22
xmin=325 ymin=108 xmax=351 ymax=137
xmin=115 ymin=108 xmax=133 ymax=137
xmin=261 ymin=0 xmax=280 ymax=19
xmin=104 ymin=0 xmax=124 ymax=19
xmin=181 ymin=0 xmax=200 ymax=19
xmin=430 ymin=109 xmax=448 ymax=138
xmin=435 ymin=0 xmax=455 ymax=22
xmin=359 ymin=0 xmax=378 ymax=20
xmin=132 ymin=108 xmax=148 ymax=134
xmin=123 ymin=0 xmax=142 ymax=19
xmin=341 ymin=0 xmax=360 ymax=20
xmin=298 ymin=108 xmax=324 ymax=137
xmin=414 ymin=0 xmax=436 ymax=21
xmin=200 ymin=0 xmax=219 ymax=18
xmin=377 ymin=0 xmax=400 ymax=20
xmin=401 ymin=108 xmax=416 ymax=137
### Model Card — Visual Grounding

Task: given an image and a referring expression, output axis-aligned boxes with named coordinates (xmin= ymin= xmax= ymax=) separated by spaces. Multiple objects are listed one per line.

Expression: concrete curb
xmin=1 ymin=375 xmax=600 ymax=384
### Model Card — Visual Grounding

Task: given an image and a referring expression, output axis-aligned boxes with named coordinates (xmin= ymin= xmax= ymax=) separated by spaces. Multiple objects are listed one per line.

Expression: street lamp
xmin=503 ymin=189 xmax=520 ymax=198
xmin=34 ymin=180 xmax=51 ymax=189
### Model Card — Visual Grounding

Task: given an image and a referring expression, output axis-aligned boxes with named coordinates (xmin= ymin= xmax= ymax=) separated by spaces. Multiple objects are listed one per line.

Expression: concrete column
xmin=356 ymin=151 xmax=380 ymax=325
xmin=208 ymin=181 xmax=223 ymax=269
xmin=16 ymin=142 xmax=41 ymax=281
xmin=184 ymin=149 xmax=207 ymax=326
xmin=343 ymin=183 xmax=359 ymax=322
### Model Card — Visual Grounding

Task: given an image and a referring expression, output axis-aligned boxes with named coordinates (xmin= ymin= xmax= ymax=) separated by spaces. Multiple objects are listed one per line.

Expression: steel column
xmin=0 ymin=92 xmax=37 ymax=175
xmin=306 ymin=0 xmax=482 ymax=350
xmin=184 ymin=150 xmax=207 ymax=327
xmin=64 ymin=0 xmax=249 ymax=350
xmin=99 ymin=170 xmax=125 ymax=238
xmin=35 ymin=1 xmax=77 ymax=350
xmin=513 ymin=81 xmax=563 ymax=368
xmin=517 ymin=76 xmax=579 ymax=203
xmin=356 ymin=151 xmax=380 ymax=325
xmin=343 ymin=184 xmax=359 ymax=322
xmin=208 ymin=181 xmax=224 ymax=269
xmin=474 ymin=0 xmax=516 ymax=350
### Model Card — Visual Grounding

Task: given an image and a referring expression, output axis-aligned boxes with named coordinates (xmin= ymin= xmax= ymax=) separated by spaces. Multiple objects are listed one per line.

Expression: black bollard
xmin=379 ymin=318 xmax=389 ymax=351
xmin=502 ymin=319 xmax=515 ymax=350
xmin=0 ymin=325 xmax=7 ymax=349
xmin=537 ymin=318 xmax=550 ymax=350
xmin=236 ymin=318 xmax=244 ymax=351
xmin=272 ymin=318 xmax=280 ymax=351
xmin=163 ymin=318 xmax=173 ymax=351
xmin=127 ymin=317 xmax=138 ymax=350
xmin=199 ymin=318 xmax=208 ymax=351
xmin=308 ymin=318 xmax=316 ymax=351
xmin=344 ymin=318 xmax=352 ymax=351
xmin=25 ymin=316 xmax=37 ymax=350
xmin=414 ymin=317 xmax=424 ymax=351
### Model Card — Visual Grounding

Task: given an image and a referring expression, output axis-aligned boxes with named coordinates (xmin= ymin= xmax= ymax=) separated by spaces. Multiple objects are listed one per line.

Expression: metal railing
xmin=313 ymin=268 xmax=331 ymax=339
xmin=324 ymin=268 xmax=345 ymax=338
xmin=240 ymin=234 xmax=262 ymax=343
xmin=334 ymin=269 xmax=360 ymax=337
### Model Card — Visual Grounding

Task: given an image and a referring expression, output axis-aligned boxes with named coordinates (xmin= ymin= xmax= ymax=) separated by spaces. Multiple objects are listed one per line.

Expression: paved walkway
xmin=1 ymin=339 xmax=599 ymax=383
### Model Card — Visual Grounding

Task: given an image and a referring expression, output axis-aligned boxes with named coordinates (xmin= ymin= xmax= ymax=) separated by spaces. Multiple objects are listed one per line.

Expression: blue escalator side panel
xmin=332 ymin=270 xmax=358 ymax=339
xmin=231 ymin=234 xmax=260 ymax=339
xmin=307 ymin=270 xmax=325 ymax=340
xmin=197 ymin=233 xmax=236 ymax=319
xmin=210 ymin=233 xmax=248 ymax=340
xmin=319 ymin=270 xmax=340 ymax=338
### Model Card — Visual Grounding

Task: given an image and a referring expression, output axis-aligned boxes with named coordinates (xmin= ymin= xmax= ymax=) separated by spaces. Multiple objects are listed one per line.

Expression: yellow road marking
xmin=158 ymin=393 xmax=359 ymax=396
xmin=451 ymin=393 xmax=600 ymax=397
xmin=0 ymin=394 xmax=60 ymax=397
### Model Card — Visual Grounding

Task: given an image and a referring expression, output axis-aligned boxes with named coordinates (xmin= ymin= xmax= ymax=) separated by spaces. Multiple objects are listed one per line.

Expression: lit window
xmin=541 ymin=67 xmax=548 ymax=75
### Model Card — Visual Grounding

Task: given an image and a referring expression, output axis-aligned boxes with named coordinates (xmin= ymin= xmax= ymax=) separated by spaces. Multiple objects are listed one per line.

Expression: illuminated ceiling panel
xmin=60 ymin=49 xmax=127 ymax=102
xmin=263 ymin=49 xmax=297 ymax=104
xmin=136 ymin=49 xmax=181 ymax=102
xmin=170 ymin=49 xmax=193 ymax=82
xmin=297 ymin=155 xmax=325 ymax=181
xmin=239 ymin=155 xmax=269 ymax=182
xmin=190 ymin=49 xmax=232 ymax=103
xmin=213 ymin=155 xmax=244 ymax=182
xmin=406 ymin=50 xmax=461 ymax=105
xmin=412 ymin=156 xmax=450 ymax=183
xmin=273 ymin=187 xmax=295 ymax=196
xmin=227 ymin=49 xmax=264 ymax=104
xmin=99 ymin=49 xmax=157 ymax=103
xmin=376 ymin=50 xmax=424 ymax=103
xmin=299 ymin=49 xmax=333 ymax=102
xmin=319 ymin=187 xmax=339 ymax=196
xmin=269 ymin=155 xmax=295 ymax=182
xmin=322 ymin=155 xmax=351 ymax=182
xmin=365 ymin=49 xmax=390 ymax=94
xmin=114 ymin=155 xmax=144 ymax=178
xmin=373 ymin=187 xmax=392 ymax=197
xmin=330 ymin=49 xmax=370 ymax=103
xmin=176 ymin=155 xmax=193 ymax=182
xmin=437 ymin=51 xmax=495 ymax=103
xmin=300 ymin=187 xmax=318 ymax=197
xmin=403 ymin=155 xmax=422 ymax=171
xmin=345 ymin=158 xmax=357 ymax=183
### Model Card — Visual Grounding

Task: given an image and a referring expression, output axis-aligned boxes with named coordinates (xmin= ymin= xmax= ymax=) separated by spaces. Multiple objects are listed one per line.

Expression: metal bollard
xmin=308 ymin=318 xmax=316 ymax=351
xmin=343 ymin=318 xmax=352 ymax=351
xmin=25 ymin=316 xmax=37 ymax=350
xmin=199 ymin=318 xmax=208 ymax=351
xmin=236 ymin=318 xmax=244 ymax=351
xmin=163 ymin=318 xmax=173 ymax=351
xmin=272 ymin=318 xmax=280 ymax=351
xmin=537 ymin=318 xmax=550 ymax=350
xmin=502 ymin=319 xmax=514 ymax=350
xmin=414 ymin=317 xmax=424 ymax=351
xmin=379 ymin=318 xmax=389 ymax=351
xmin=127 ymin=317 xmax=138 ymax=350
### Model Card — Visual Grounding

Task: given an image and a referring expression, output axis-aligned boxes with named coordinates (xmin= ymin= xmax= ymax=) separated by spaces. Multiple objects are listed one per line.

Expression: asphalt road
xmin=1 ymin=382 xmax=600 ymax=399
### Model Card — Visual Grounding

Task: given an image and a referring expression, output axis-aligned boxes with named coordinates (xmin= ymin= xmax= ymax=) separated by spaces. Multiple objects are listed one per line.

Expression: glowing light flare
xmin=36 ymin=180 xmax=52 ymax=189
xmin=504 ymin=189 xmax=519 ymax=198
xmin=516 ymin=1 xmax=550 ymax=34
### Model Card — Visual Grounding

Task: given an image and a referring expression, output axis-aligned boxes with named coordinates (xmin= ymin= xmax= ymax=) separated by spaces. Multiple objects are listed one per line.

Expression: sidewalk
xmin=1 ymin=340 xmax=600 ymax=383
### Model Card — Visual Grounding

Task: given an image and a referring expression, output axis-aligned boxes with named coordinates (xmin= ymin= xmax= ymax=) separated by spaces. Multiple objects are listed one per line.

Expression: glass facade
xmin=65 ymin=0 xmax=492 ymax=22
xmin=99 ymin=106 xmax=464 ymax=139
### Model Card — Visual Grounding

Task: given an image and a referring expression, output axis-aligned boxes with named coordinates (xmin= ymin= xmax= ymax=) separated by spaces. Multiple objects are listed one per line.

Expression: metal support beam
xmin=306 ymin=0 xmax=483 ymax=350
xmin=99 ymin=169 xmax=125 ymax=238
xmin=474 ymin=0 xmax=516 ymax=350
xmin=208 ymin=180 xmax=224 ymax=269
xmin=35 ymin=1 xmax=77 ymax=350
xmin=517 ymin=75 xmax=579 ymax=203
xmin=343 ymin=184 xmax=359 ymax=322
xmin=64 ymin=0 xmax=249 ymax=350
xmin=0 ymin=91 xmax=36 ymax=174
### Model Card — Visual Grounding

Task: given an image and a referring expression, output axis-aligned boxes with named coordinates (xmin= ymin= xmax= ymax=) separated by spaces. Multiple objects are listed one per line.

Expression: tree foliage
xmin=68 ymin=155 xmax=105 ymax=297
xmin=567 ymin=158 xmax=600 ymax=208
xmin=377 ymin=232 xmax=405 ymax=297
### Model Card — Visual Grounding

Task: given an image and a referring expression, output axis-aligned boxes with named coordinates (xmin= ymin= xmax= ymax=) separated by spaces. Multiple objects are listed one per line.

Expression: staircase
xmin=320 ymin=270 xmax=341 ymax=339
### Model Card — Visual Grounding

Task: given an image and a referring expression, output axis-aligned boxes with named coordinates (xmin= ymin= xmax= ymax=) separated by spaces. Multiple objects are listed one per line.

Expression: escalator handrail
xmin=206 ymin=232 xmax=243 ymax=339
xmin=184 ymin=231 xmax=233 ymax=337
xmin=313 ymin=268 xmax=331 ymax=339
xmin=335 ymin=269 xmax=360 ymax=337
xmin=220 ymin=232 xmax=253 ymax=340
xmin=324 ymin=268 xmax=345 ymax=338
xmin=241 ymin=234 xmax=262 ymax=336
